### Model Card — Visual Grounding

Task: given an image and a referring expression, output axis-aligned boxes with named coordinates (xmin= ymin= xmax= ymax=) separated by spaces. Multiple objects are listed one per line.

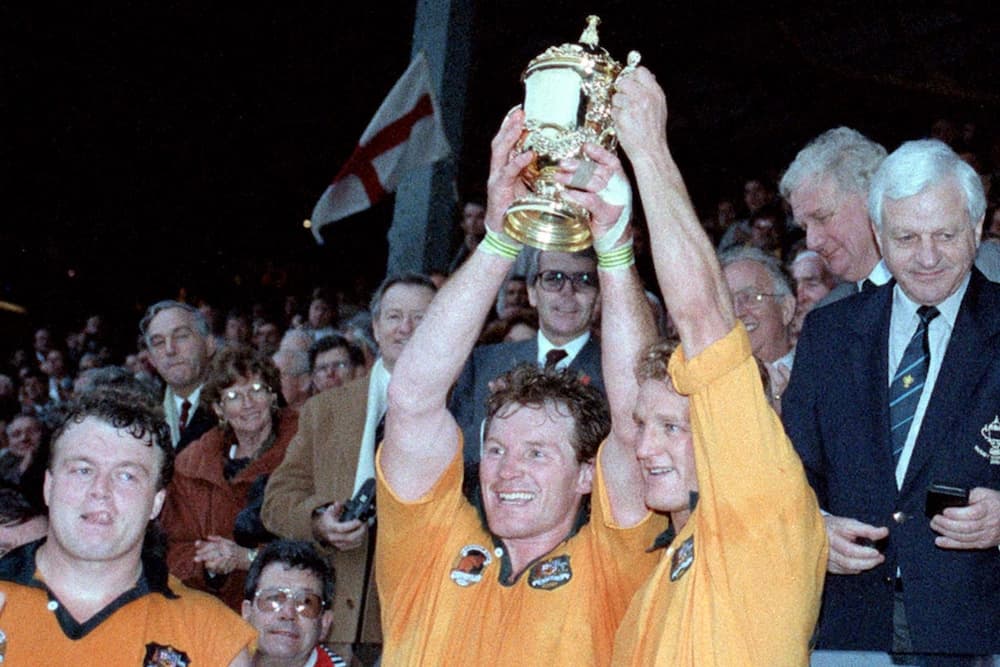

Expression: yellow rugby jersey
xmin=376 ymin=438 xmax=662 ymax=667
xmin=612 ymin=326 xmax=827 ymax=666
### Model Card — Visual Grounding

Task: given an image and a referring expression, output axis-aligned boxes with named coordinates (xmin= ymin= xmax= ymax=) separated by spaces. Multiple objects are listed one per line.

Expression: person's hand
xmin=483 ymin=107 xmax=534 ymax=234
xmin=312 ymin=502 xmax=368 ymax=551
xmin=556 ymin=143 xmax=630 ymax=245
xmin=194 ymin=535 xmax=253 ymax=574
xmin=931 ymin=486 xmax=1000 ymax=550
xmin=610 ymin=66 xmax=668 ymax=161
xmin=824 ymin=515 xmax=888 ymax=574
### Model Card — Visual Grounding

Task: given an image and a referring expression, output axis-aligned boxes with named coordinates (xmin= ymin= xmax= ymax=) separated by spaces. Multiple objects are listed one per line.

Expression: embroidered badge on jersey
xmin=144 ymin=643 xmax=190 ymax=666
xmin=670 ymin=536 xmax=695 ymax=582
xmin=450 ymin=544 xmax=492 ymax=587
xmin=977 ymin=416 xmax=1000 ymax=465
xmin=528 ymin=555 xmax=572 ymax=590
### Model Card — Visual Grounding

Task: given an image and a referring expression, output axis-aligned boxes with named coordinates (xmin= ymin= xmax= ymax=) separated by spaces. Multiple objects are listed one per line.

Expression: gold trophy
xmin=504 ymin=15 xmax=640 ymax=252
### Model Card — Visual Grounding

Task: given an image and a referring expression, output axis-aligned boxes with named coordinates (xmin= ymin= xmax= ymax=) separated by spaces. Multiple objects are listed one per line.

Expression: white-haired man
xmin=784 ymin=139 xmax=1000 ymax=657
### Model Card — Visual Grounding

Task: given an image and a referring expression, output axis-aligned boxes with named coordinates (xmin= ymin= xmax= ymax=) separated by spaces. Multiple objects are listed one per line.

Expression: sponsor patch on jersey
xmin=450 ymin=544 xmax=492 ymax=587
xmin=144 ymin=643 xmax=190 ymax=667
xmin=669 ymin=535 xmax=695 ymax=582
xmin=528 ymin=554 xmax=572 ymax=590
xmin=977 ymin=416 xmax=1000 ymax=465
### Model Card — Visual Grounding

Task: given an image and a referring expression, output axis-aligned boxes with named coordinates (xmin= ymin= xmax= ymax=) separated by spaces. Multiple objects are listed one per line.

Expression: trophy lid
xmin=523 ymin=15 xmax=622 ymax=80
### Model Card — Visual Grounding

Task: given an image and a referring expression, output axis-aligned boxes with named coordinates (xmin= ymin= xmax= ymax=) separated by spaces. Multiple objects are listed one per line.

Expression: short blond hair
xmin=635 ymin=339 xmax=679 ymax=383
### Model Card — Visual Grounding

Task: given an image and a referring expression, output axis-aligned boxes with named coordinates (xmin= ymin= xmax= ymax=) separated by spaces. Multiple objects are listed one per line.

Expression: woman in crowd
xmin=161 ymin=345 xmax=298 ymax=610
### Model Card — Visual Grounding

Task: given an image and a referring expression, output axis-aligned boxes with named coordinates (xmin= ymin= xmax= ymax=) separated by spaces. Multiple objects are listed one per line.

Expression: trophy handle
xmin=613 ymin=51 xmax=642 ymax=88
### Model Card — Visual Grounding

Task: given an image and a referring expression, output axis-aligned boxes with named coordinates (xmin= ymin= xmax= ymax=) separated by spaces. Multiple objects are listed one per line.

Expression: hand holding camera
xmin=311 ymin=478 xmax=376 ymax=551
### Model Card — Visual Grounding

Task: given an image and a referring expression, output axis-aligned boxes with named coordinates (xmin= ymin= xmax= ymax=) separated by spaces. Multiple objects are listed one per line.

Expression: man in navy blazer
xmin=451 ymin=248 xmax=605 ymax=463
xmin=783 ymin=139 xmax=1000 ymax=658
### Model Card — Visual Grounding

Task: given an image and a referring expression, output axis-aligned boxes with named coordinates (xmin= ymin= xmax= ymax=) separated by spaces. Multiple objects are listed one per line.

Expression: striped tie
xmin=889 ymin=306 xmax=939 ymax=467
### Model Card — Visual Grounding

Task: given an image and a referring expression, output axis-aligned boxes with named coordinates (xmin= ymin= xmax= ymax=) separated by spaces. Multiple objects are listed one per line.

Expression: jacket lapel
xmin=902 ymin=270 xmax=1000 ymax=492
xmin=503 ymin=338 xmax=537 ymax=369
xmin=848 ymin=285 xmax=896 ymax=483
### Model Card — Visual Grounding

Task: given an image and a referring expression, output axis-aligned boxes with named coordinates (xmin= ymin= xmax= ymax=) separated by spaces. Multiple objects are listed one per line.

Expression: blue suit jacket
xmin=449 ymin=336 xmax=605 ymax=463
xmin=783 ymin=268 xmax=1000 ymax=654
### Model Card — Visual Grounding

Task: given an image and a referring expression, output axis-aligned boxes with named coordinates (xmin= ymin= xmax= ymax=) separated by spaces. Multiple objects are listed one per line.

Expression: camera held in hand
xmin=339 ymin=477 xmax=376 ymax=523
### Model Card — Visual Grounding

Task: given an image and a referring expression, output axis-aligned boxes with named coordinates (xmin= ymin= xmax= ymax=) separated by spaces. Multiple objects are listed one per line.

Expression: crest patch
xmin=450 ymin=544 xmax=492 ymax=587
xmin=977 ymin=416 xmax=1000 ymax=465
xmin=144 ymin=643 xmax=190 ymax=667
xmin=528 ymin=554 xmax=572 ymax=590
xmin=670 ymin=535 xmax=695 ymax=582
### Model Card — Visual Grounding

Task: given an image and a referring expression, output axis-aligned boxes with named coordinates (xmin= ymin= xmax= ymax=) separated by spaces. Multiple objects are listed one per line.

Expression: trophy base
xmin=503 ymin=195 xmax=593 ymax=252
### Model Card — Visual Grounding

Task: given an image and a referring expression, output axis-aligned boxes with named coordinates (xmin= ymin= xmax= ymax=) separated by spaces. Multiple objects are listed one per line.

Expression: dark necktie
xmin=179 ymin=399 xmax=192 ymax=434
xmin=374 ymin=412 xmax=386 ymax=451
xmin=861 ymin=279 xmax=877 ymax=293
xmin=889 ymin=306 xmax=940 ymax=467
xmin=545 ymin=349 xmax=568 ymax=369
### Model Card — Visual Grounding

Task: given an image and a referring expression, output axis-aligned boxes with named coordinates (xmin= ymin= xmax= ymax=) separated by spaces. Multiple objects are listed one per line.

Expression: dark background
xmin=3 ymin=2 xmax=997 ymax=353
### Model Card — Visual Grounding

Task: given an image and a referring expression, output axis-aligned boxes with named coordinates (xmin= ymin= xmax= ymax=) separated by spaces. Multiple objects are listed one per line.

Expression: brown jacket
xmin=161 ymin=407 xmax=299 ymax=610
xmin=261 ymin=373 xmax=382 ymax=646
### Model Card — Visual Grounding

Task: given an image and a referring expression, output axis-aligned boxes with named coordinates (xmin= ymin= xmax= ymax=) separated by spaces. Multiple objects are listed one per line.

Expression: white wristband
xmin=592 ymin=172 xmax=633 ymax=254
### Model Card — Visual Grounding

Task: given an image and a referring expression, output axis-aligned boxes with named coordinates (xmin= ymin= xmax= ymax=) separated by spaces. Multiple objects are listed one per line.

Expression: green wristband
xmin=596 ymin=240 xmax=635 ymax=270
xmin=478 ymin=228 xmax=523 ymax=260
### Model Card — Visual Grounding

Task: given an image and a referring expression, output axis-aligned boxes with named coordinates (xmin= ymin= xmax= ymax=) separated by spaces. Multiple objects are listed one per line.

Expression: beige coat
xmin=262 ymin=372 xmax=381 ymax=646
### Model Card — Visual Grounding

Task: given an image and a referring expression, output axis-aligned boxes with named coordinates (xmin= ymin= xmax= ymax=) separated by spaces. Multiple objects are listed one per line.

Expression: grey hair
xmin=139 ymin=300 xmax=210 ymax=345
xmin=868 ymin=139 xmax=986 ymax=232
xmin=525 ymin=247 xmax=599 ymax=286
xmin=368 ymin=273 xmax=437 ymax=321
xmin=279 ymin=328 xmax=313 ymax=352
xmin=272 ymin=348 xmax=310 ymax=377
xmin=780 ymin=127 xmax=887 ymax=202
xmin=718 ymin=246 xmax=793 ymax=297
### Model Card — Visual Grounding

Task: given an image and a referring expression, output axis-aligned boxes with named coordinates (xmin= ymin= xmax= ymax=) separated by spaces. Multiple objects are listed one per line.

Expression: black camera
xmin=339 ymin=477 xmax=376 ymax=523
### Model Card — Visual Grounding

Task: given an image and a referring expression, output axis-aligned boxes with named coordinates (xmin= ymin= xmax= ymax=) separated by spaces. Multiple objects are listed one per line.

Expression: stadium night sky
xmin=4 ymin=2 xmax=996 ymax=340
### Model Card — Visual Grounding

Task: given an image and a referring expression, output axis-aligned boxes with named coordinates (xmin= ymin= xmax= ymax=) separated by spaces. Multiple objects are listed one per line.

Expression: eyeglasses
xmin=535 ymin=270 xmax=599 ymax=293
xmin=253 ymin=587 xmax=326 ymax=618
xmin=314 ymin=360 xmax=351 ymax=374
xmin=221 ymin=382 xmax=271 ymax=405
xmin=732 ymin=288 xmax=782 ymax=309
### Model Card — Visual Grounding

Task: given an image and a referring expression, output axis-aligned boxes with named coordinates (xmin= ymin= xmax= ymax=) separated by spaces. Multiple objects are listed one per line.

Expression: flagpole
xmin=387 ymin=0 xmax=473 ymax=276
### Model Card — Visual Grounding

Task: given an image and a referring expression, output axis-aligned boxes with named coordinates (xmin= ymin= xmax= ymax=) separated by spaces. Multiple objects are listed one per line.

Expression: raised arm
xmin=557 ymin=145 xmax=653 ymax=527
xmin=382 ymin=110 xmax=533 ymax=500
xmin=612 ymin=68 xmax=735 ymax=355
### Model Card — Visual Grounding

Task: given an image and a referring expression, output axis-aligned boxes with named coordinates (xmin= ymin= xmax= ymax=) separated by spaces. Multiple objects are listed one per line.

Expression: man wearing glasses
xmin=719 ymin=246 xmax=796 ymax=404
xmin=309 ymin=334 xmax=364 ymax=394
xmin=451 ymin=247 xmax=605 ymax=463
xmin=242 ymin=540 xmax=346 ymax=667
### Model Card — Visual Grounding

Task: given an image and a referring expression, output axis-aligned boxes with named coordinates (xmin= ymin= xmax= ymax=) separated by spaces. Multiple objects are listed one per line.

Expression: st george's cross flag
xmin=310 ymin=52 xmax=451 ymax=243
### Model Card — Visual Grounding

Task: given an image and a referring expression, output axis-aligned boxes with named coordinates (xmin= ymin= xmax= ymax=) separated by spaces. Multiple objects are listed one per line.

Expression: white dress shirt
xmin=887 ymin=275 xmax=969 ymax=488
xmin=353 ymin=358 xmax=390 ymax=495
xmin=535 ymin=330 xmax=591 ymax=369
xmin=164 ymin=385 xmax=204 ymax=447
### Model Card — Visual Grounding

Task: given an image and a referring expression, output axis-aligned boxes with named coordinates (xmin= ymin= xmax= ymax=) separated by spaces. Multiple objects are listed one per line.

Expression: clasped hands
xmin=825 ymin=486 xmax=1000 ymax=575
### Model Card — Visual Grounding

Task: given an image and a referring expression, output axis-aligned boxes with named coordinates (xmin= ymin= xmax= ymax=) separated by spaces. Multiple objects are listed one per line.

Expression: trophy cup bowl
xmin=503 ymin=16 xmax=639 ymax=252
